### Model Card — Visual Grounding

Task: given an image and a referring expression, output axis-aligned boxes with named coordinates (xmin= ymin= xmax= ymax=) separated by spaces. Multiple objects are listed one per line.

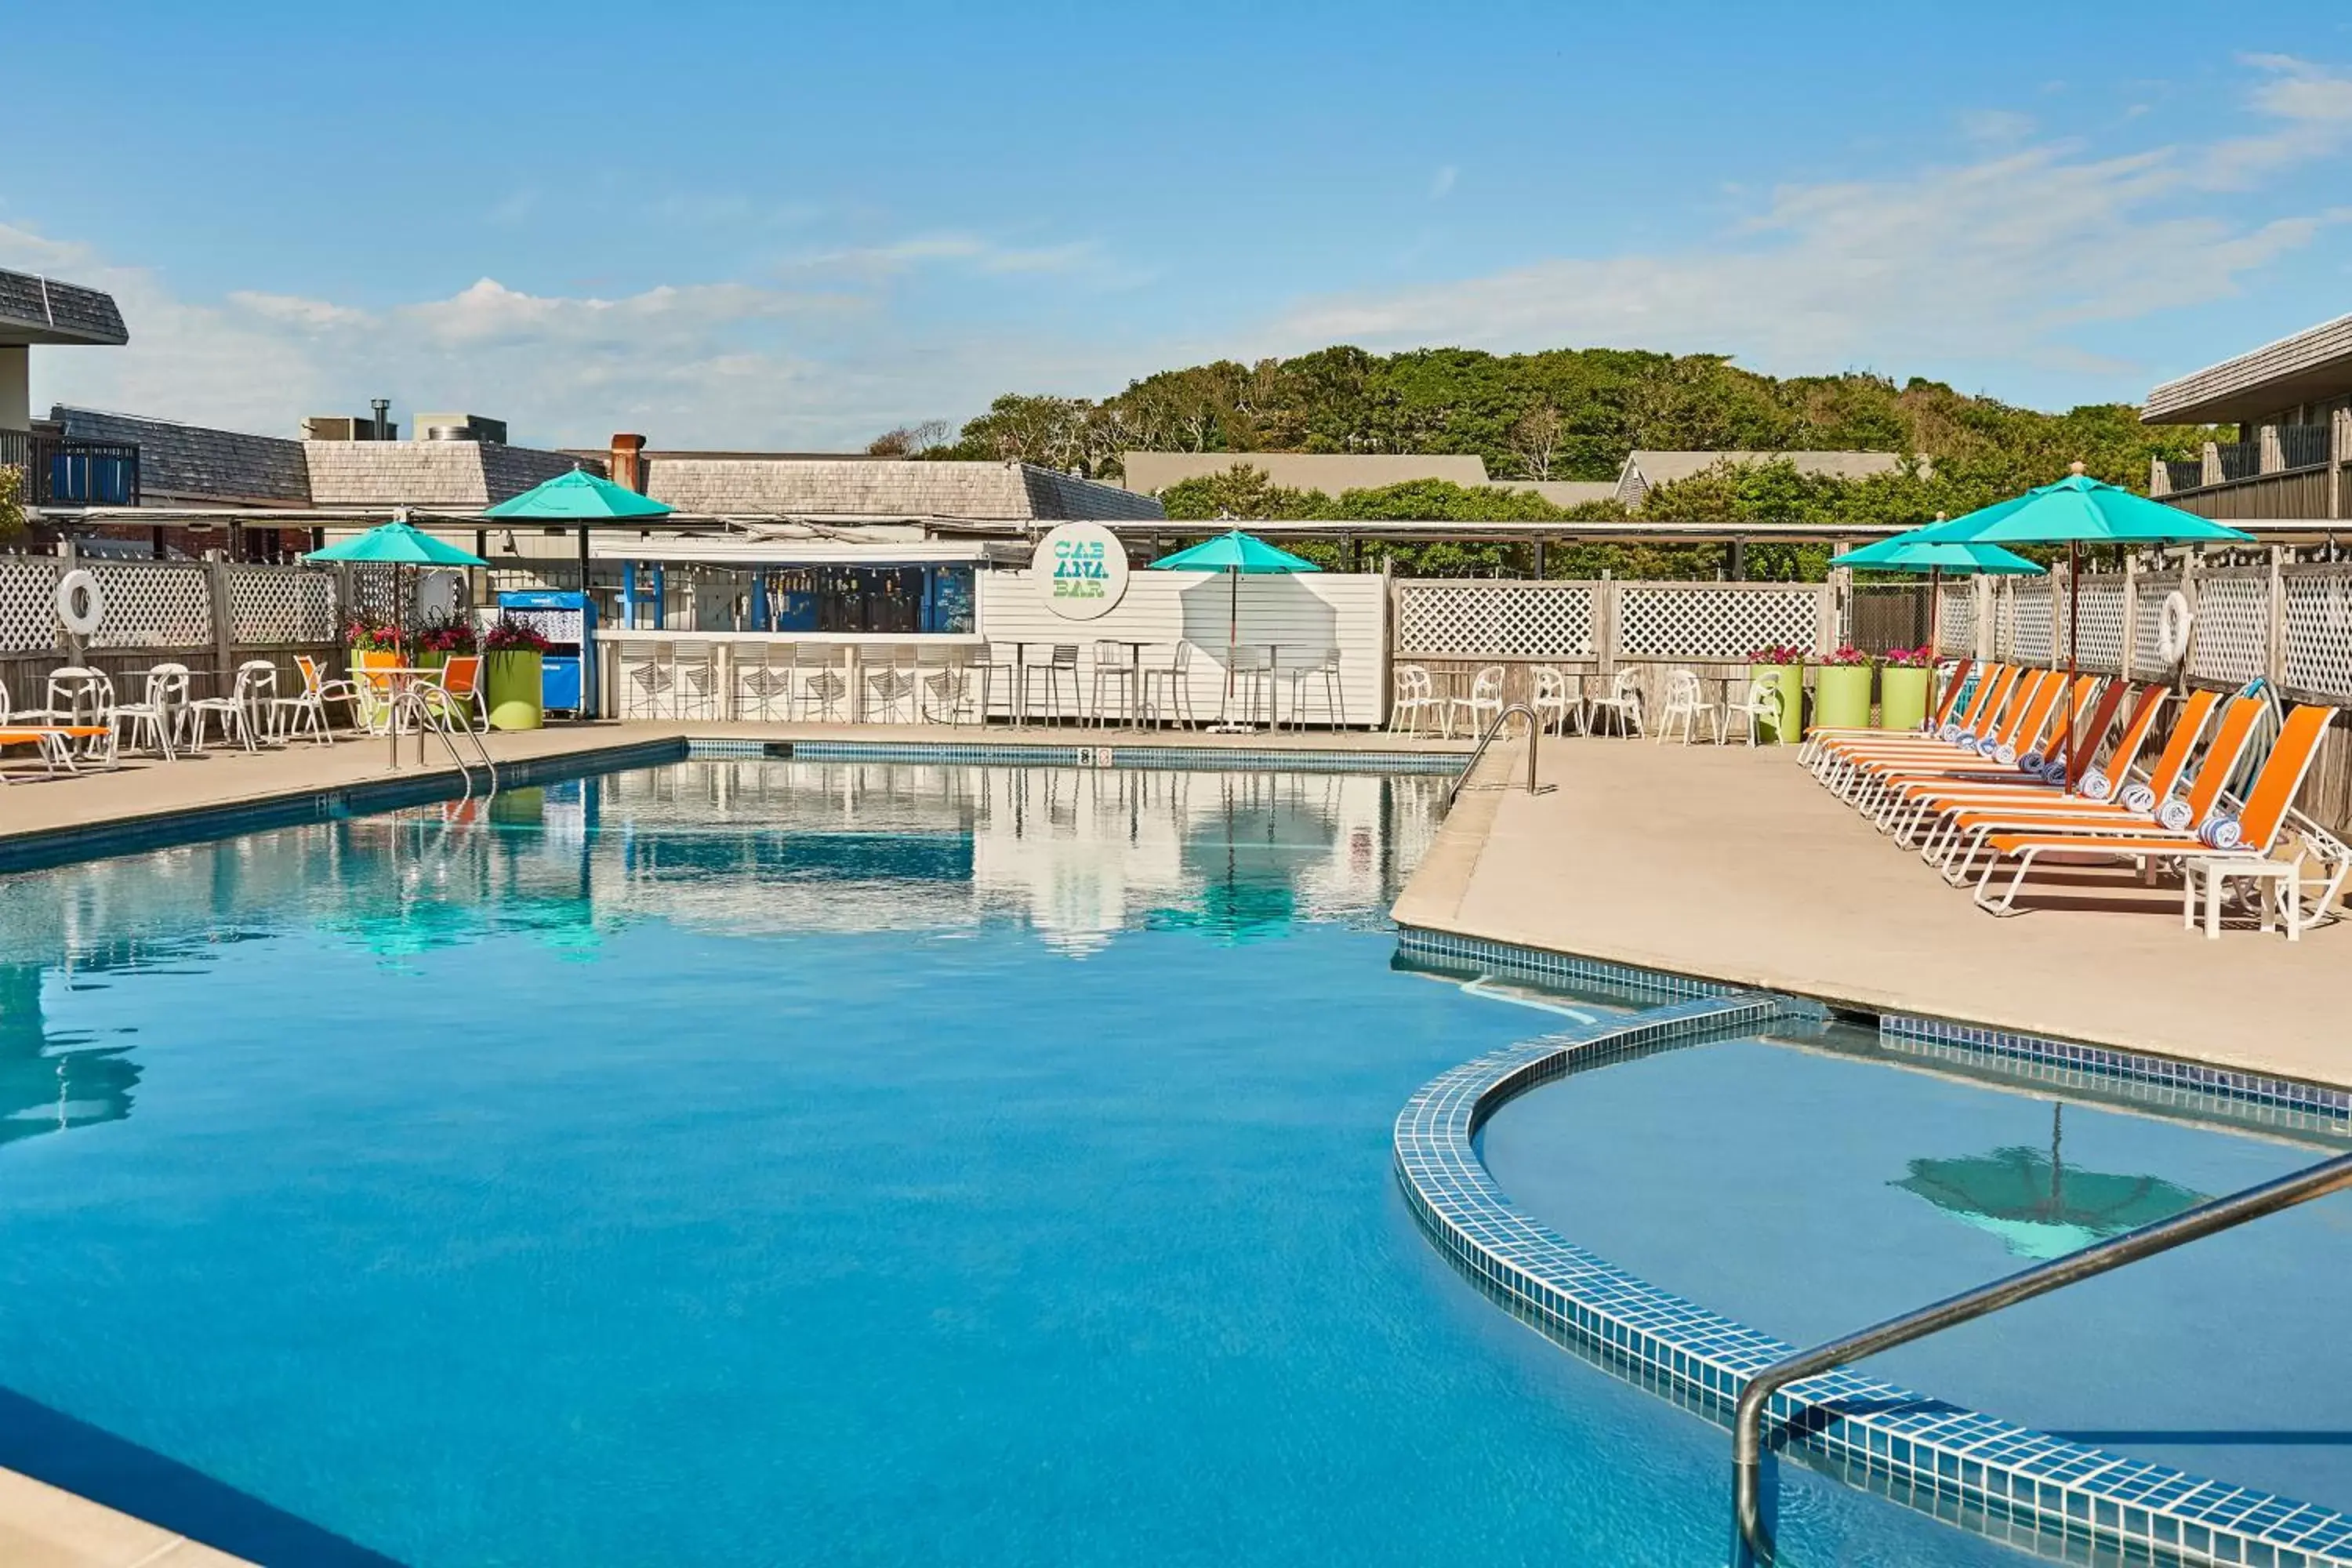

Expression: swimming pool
xmin=0 ymin=756 xmax=2235 ymax=1565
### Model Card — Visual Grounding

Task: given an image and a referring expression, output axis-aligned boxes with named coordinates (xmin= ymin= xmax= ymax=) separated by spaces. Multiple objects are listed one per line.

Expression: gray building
xmin=2143 ymin=311 xmax=2352 ymax=521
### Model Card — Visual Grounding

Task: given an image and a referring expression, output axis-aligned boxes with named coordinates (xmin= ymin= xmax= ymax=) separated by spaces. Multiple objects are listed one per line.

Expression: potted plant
xmin=481 ymin=616 xmax=551 ymax=731
xmin=414 ymin=615 xmax=477 ymax=675
xmin=1812 ymin=644 xmax=1875 ymax=732
xmin=1877 ymin=644 xmax=1933 ymax=731
xmin=1744 ymin=642 xmax=1806 ymax=744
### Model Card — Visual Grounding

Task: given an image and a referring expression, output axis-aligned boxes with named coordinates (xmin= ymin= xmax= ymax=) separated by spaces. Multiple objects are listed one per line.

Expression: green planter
xmin=414 ymin=649 xmax=449 ymax=676
xmin=485 ymin=649 xmax=545 ymax=731
xmin=1746 ymin=662 xmax=1803 ymax=744
xmin=1812 ymin=663 xmax=1874 ymax=733
xmin=1878 ymin=665 xmax=1931 ymax=731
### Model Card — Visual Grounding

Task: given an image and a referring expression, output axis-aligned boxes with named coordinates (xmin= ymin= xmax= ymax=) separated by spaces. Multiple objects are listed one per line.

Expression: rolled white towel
xmin=1991 ymin=743 xmax=2018 ymax=767
xmin=2119 ymin=782 xmax=2157 ymax=815
xmin=2039 ymin=758 xmax=2070 ymax=784
xmin=2020 ymin=750 xmax=2048 ymax=773
xmin=2156 ymin=797 xmax=2194 ymax=832
xmin=2079 ymin=773 xmax=2114 ymax=803
xmin=1939 ymin=722 xmax=1963 ymax=742
xmin=2197 ymin=815 xmax=2243 ymax=850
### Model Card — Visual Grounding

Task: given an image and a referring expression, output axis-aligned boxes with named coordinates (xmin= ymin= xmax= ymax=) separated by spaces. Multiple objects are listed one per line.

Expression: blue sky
xmin=5 ymin=0 xmax=2350 ymax=448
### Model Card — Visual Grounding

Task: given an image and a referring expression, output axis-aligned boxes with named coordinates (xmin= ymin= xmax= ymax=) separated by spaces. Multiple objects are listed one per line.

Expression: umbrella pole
xmin=390 ymin=561 xmax=405 ymax=770
xmin=1227 ymin=567 xmax=1240 ymax=724
xmin=2063 ymin=541 xmax=2081 ymax=794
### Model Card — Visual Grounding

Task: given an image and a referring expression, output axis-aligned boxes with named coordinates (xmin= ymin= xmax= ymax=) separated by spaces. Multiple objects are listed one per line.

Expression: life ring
xmin=55 ymin=568 xmax=103 ymax=637
xmin=2155 ymin=590 xmax=2193 ymax=664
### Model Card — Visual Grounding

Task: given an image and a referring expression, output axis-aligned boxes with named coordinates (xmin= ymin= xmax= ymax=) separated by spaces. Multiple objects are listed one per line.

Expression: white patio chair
xmin=0 ymin=680 xmax=81 ymax=779
xmin=1225 ymin=646 xmax=1276 ymax=728
xmin=1723 ymin=672 xmax=1784 ymax=747
xmin=267 ymin=654 xmax=349 ymax=745
xmin=111 ymin=664 xmax=189 ymax=760
xmin=1138 ymin=641 xmax=1196 ymax=730
xmin=1530 ymin=665 xmax=1583 ymax=736
xmin=1389 ymin=665 xmax=1440 ymax=736
xmin=1443 ymin=665 xmax=1505 ymax=739
xmin=1653 ymin=669 xmax=1722 ymax=745
xmin=188 ymin=661 xmax=274 ymax=752
xmin=795 ymin=648 xmax=848 ymax=722
xmin=1587 ymin=668 xmax=1645 ymax=738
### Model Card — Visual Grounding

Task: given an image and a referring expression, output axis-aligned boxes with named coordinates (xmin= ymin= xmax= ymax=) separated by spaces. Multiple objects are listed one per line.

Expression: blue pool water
xmin=1483 ymin=1030 xmax=2352 ymax=1515
xmin=0 ymin=759 xmax=2059 ymax=1565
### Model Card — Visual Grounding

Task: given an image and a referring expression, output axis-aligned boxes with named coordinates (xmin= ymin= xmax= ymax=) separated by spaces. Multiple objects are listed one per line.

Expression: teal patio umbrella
xmin=1148 ymin=530 xmax=1321 ymax=728
xmin=309 ymin=517 xmax=490 ymax=764
xmin=1907 ymin=466 xmax=2255 ymax=786
xmin=482 ymin=466 xmax=673 ymax=522
xmin=1830 ymin=537 xmax=2045 ymax=664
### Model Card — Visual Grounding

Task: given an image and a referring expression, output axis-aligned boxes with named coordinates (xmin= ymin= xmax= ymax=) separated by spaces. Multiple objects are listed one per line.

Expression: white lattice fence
xmin=2067 ymin=578 xmax=2125 ymax=673
xmin=2008 ymin=583 xmax=2053 ymax=665
xmin=2281 ymin=570 xmax=2352 ymax=699
xmin=0 ymin=557 xmax=61 ymax=652
xmin=1395 ymin=583 xmax=1595 ymax=656
xmin=86 ymin=563 xmax=211 ymax=649
xmin=1617 ymin=586 xmax=1817 ymax=659
xmin=349 ymin=565 xmax=416 ymax=628
xmin=2131 ymin=575 xmax=2180 ymax=679
xmin=230 ymin=567 xmax=339 ymax=643
xmin=2190 ymin=573 xmax=2270 ymax=688
xmin=1936 ymin=586 xmax=1974 ymax=654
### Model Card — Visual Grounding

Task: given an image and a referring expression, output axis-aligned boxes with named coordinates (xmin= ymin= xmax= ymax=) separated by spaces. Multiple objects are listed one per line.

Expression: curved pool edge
xmin=1393 ymin=978 xmax=2352 ymax=1568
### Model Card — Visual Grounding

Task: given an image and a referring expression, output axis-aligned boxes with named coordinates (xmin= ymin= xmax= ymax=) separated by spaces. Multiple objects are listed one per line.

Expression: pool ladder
xmin=385 ymin=687 xmax=500 ymax=805
xmin=1732 ymin=1145 xmax=2352 ymax=1564
xmin=1444 ymin=703 xmax=1546 ymax=810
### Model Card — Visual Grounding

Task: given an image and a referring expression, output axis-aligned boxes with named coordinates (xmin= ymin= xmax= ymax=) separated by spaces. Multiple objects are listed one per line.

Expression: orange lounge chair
xmin=1880 ymin=681 xmax=2157 ymax=843
xmin=1837 ymin=673 xmax=2089 ymax=812
xmin=0 ymin=723 xmax=114 ymax=782
xmin=1798 ymin=658 xmax=1975 ymax=753
xmin=1972 ymin=702 xmax=2336 ymax=914
xmin=1809 ymin=665 xmax=2020 ymax=780
xmin=1935 ymin=690 xmax=2244 ymax=883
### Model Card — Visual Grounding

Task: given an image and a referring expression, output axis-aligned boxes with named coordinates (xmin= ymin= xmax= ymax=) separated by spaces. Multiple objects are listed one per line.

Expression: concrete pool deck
xmin=1394 ymin=735 xmax=2352 ymax=1092
xmin=0 ymin=1465 xmax=251 ymax=1566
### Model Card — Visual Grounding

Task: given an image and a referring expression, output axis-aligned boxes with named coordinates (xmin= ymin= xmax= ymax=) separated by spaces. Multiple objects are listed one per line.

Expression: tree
xmin=866 ymin=419 xmax=950 ymax=457
xmin=1506 ymin=401 xmax=1565 ymax=480
xmin=0 ymin=464 xmax=21 ymax=542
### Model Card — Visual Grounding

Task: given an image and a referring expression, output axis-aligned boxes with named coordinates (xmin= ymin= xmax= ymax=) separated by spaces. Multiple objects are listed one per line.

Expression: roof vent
xmin=415 ymin=412 xmax=506 ymax=445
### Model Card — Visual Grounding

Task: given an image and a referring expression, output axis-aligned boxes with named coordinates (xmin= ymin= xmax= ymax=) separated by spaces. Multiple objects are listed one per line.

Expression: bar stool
xmin=1090 ymin=641 xmax=1142 ymax=729
xmin=1283 ymin=647 xmax=1345 ymax=730
xmin=1024 ymin=644 xmax=1080 ymax=725
xmin=1226 ymin=647 xmax=1275 ymax=728
xmin=971 ymin=641 xmax=1018 ymax=724
xmin=626 ymin=644 xmax=677 ymax=718
xmin=864 ymin=647 xmax=916 ymax=724
xmin=739 ymin=643 xmax=792 ymax=722
xmin=675 ymin=642 xmax=721 ymax=720
xmin=796 ymin=647 xmax=848 ymax=722
xmin=1138 ymin=641 xmax=1196 ymax=730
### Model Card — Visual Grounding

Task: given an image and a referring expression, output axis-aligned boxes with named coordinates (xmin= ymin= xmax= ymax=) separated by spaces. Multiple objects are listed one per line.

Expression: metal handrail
xmin=1733 ymin=1146 xmax=2352 ymax=1564
xmin=1444 ymin=702 xmax=1543 ymax=808
xmin=386 ymin=686 xmax=499 ymax=804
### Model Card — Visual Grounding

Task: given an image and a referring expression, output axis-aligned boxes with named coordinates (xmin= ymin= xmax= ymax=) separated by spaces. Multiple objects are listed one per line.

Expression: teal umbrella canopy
xmin=482 ymin=467 xmax=673 ymax=521
xmin=1147 ymin=529 xmax=1320 ymax=574
xmin=1909 ymin=472 xmax=2252 ymax=547
xmin=306 ymin=520 xmax=488 ymax=567
xmin=1831 ymin=538 xmax=2045 ymax=575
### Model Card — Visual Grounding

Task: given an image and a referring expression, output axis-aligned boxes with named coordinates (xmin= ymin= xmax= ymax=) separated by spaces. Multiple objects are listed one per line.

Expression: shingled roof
xmin=641 ymin=457 xmax=1164 ymax=520
xmin=303 ymin=441 xmax=593 ymax=507
xmin=0 ymin=269 xmax=128 ymax=346
xmin=53 ymin=406 xmax=310 ymax=505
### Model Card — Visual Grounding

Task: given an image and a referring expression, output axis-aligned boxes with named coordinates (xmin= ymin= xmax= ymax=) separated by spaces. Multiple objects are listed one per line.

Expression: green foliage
xmin=919 ymin=343 xmax=2223 ymax=579
xmin=0 ymin=464 xmax=21 ymax=540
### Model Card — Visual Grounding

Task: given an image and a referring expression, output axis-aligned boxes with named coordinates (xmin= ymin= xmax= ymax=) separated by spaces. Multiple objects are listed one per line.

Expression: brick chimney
xmin=609 ymin=433 xmax=648 ymax=492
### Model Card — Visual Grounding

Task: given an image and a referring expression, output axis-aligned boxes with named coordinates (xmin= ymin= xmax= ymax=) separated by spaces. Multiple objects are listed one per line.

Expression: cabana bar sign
xmin=1036 ymin=521 xmax=1131 ymax=620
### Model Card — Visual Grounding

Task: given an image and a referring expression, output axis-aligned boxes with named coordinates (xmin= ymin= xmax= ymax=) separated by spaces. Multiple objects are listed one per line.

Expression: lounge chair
xmin=1805 ymin=662 xmax=2013 ymax=772
xmin=1809 ymin=665 xmax=2027 ymax=789
xmin=1970 ymin=700 xmax=2333 ymax=915
xmin=1925 ymin=688 xmax=2227 ymax=881
xmin=1875 ymin=680 xmax=2149 ymax=840
xmin=1833 ymin=672 xmax=2086 ymax=813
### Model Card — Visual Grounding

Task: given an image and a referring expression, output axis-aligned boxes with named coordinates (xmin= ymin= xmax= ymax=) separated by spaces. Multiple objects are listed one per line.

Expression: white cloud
xmin=1430 ymin=165 xmax=1458 ymax=199
xmin=1272 ymin=57 xmax=2352 ymax=386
